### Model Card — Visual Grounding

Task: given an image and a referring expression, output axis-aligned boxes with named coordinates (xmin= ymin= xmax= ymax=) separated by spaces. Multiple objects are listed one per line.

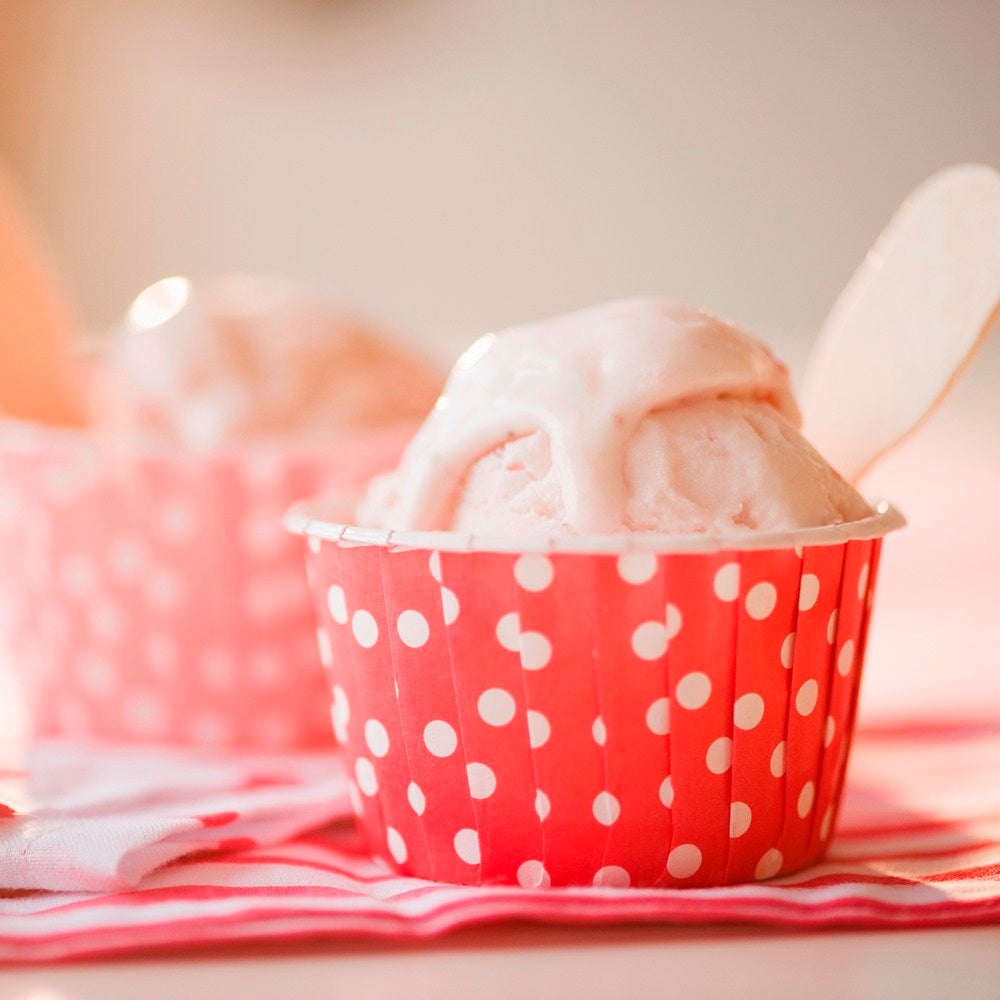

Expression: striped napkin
xmin=0 ymin=740 xmax=348 ymax=893
xmin=1 ymin=719 xmax=997 ymax=962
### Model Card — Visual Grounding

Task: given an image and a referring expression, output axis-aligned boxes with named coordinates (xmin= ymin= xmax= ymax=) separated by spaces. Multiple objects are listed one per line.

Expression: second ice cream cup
xmin=0 ymin=420 xmax=411 ymax=750
xmin=288 ymin=501 xmax=903 ymax=887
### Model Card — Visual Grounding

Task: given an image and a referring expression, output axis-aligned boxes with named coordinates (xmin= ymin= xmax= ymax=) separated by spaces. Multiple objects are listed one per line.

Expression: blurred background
xmin=0 ymin=0 xmax=998 ymax=720
xmin=1 ymin=0 xmax=998 ymax=365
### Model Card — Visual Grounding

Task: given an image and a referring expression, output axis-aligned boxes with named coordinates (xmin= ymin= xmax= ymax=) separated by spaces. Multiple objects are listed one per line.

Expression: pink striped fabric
xmin=1 ymin=719 xmax=998 ymax=962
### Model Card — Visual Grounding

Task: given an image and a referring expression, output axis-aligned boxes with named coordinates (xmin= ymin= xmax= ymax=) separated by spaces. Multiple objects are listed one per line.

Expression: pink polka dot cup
xmin=0 ymin=419 xmax=410 ymax=750
xmin=289 ymin=501 xmax=903 ymax=887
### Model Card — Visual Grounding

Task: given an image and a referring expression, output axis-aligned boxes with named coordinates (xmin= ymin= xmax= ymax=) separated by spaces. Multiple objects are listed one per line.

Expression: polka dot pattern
xmin=466 ymin=762 xmax=497 ymax=799
xmin=0 ymin=442 xmax=340 ymax=750
xmin=424 ymin=720 xmax=458 ymax=757
xmin=514 ymin=554 xmax=554 ymax=592
xmin=516 ymin=859 xmax=551 ymax=889
xmin=733 ymin=693 xmax=765 ymax=731
xmin=352 ymin=610 xmax=379 ymax=649
xmin=745 ymin=581 xmax=777 ymax=620
xmin=478 ymin=688 xmax=516 ymax=727
xmin=454 ymin=829 xmax=481 ymax=866
xmin=396 ymin=610 xmax=430 ymax=648
xmin=284 ymin=527 xmax=880 ymax=887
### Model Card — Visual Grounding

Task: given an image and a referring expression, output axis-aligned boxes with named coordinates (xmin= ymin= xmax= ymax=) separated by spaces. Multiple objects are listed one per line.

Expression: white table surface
xmin=1 ymin=923 xmax=998 ymax=999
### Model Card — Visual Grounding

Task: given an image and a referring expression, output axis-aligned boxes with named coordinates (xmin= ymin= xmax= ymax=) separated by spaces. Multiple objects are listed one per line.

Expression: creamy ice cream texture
xmin=106 ymin=274 xmax=443 ymax=452
xmin=360 ymin=297 xmax=871 ymax=535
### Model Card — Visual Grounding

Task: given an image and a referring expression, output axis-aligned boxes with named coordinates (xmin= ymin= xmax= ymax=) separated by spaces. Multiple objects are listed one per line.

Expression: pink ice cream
xmin=359 ymin=297 xmax=870 ymax=535
xmin=106 ymin=274 xmax=442 ymax=452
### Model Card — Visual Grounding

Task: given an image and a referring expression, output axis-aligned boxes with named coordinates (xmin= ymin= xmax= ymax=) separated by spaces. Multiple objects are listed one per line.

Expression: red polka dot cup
xmin=0 ymin=419 xmax=409 ymax=750
xmin=289 ymin=501 xmax=904 ymax=887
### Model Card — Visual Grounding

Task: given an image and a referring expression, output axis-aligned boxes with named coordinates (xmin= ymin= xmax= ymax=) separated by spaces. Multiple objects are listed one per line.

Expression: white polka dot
xmin=257 ymin=710 xmax=298 ymax=749
xmin=820 ymin=805 xmax=835 ymax=840
xmin=631 ymin=620 xmax=669 ymax=661
xmin=770 ymin=741 xmax=787 ymax=778
xmin=125 ymin=691 xmax=169 ymax=737
xmin=527 ymin=710 xmax=551 ymax=748
xmin=355 ymin=757 xmax=378 ymax=796
xmin=676 ymin=672 xmax=711 ymax=710
xmin=667 ymin=843 xmax=702 ymax=879
xmin=423 ymin=720 xmax=458 ymax=757
xmin=397 ymin=609 xmax=430 ymax=648
xmin=407 ymin=782 xmax=426 ymax=816
xmin=364 ymin=719 xmax=390 ymax=758
xmin=514 ymin=554 xmax=554 ymax=592
xmin=780 ymin=632 xmax=796 ymax=669
xmin=307 ymin=534 xmax=322 ymax=554
xmin=351 ymin=610 xmax=379 ymax=648
xmin=734 ymin=693 xmax=765 ymax=731
xmin=327 ymin=584 xmax=348 ymax=624
xmin=316 ymin=627 xmax=333 ymax=667
xmin=796 ymin=678 xmax=819 ymax=716
xmin=160 ymin=501 xmax=194 ymax=541
xmin=78 ymin=653 xmax=114 ymax=697
xmin=386 ymin=827 xmax=408 ymax=864
xmin=348 ymin=781 xmax=363 ymax=816
xmin=659 ymin=775 xmax=674 ymax=808
xmin=516 ymin=859 xmax=551 ymax=889
xmin=798 ymin=573 xmax=820 ymax=611
xmin=60 ymin=554 xmax=96 ymax=597
xmin=857 ymin=562 xmax=870 ymax=600
xmin=824 ymin=715 xmax=836 ymax=747
xmin=755 ymin=848 xmax=783 ymax=880
xmin=617 ymin=551 xmax=657 ymax=585
xmin=519 ymin=631 xmax=552 ymax=670
xmin=593 ymin=865 xmax=631 ymax=888
xmin=645 ymin=697 xmax=670 ymax=736
xmin=428 ymin=551 xmax=442 ymax=582
xmin=745 ymin=581 xmax=778 ymax=620
xmin=242 ymin=510 xmax=285 ymax=558
xmin=89 ymin=600 xmax=123 ymax=643
xmin=592 ymin=791 xmax=621 ymax=826
xmin=592 ymin=715 xmax=607 ymax=746
xmin=713 ymin=562 xmax=740 ymax=601
xmin=535 ymin=789 xmax=550 ymax=821
xmin=827 ymin=608 xmax=839 ymax=644
xmin=454 ymin=828 xmax=480 ymax=865
xmin=478 ymin=688 xmax=516 ymax=726
xmin=109 ymin=539 xmax=144 ymax=580
xmin=797 ymin=780 xmax=816 ymax=818
xmin=730 ymin=801 xmax=752 ymax=838
xmin=467 ymin=762 xmax=497 ymax=799
xmin=440 ymin=587 xmax=460 ymax=625
xmin=706 ymin=736 xmax=733 ymax=774
xmin=145 ymin=633 xmax=178 ymax=676
xmin=331 ymin=686 xmax=350 ymax=742
xmin=496 ymin=612 xmax=521 ymax=652
xmin=201 ymin=647 xmax=236 ymax=690
xmin=665 ymin=603 xmax=683 ymax=640
xmin=838 ymin=639 xmax=855 ymax=676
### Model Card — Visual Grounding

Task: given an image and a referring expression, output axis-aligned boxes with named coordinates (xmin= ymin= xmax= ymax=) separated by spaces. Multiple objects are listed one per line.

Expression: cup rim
xmin=285 ymin=498 xmax=905 ymax=556
xmin=0 ymin=415 xmax=414 ymax=467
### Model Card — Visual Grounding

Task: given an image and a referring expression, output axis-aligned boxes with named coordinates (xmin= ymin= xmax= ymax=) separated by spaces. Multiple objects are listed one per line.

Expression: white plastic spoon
xmin=802 ymin=164 xmax=1000 ymax=483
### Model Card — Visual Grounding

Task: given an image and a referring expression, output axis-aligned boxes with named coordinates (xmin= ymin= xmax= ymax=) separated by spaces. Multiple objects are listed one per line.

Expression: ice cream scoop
xmin=359 ymin=297 xmax=869 ymax=535
xmin=106 ymin=274 xmax=443 ymax=452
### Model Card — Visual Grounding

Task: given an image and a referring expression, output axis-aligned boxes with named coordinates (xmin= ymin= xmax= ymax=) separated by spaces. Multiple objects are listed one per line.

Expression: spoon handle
xmin=802 ymin=164 xmax=1000 ymax=484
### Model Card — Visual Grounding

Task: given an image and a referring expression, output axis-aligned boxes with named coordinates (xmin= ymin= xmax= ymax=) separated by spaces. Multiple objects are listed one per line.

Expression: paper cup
xmin=0 ymin=419 xmax=410 ymax=750
xmin=288 ymin=502 xmax=903 ymax=887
